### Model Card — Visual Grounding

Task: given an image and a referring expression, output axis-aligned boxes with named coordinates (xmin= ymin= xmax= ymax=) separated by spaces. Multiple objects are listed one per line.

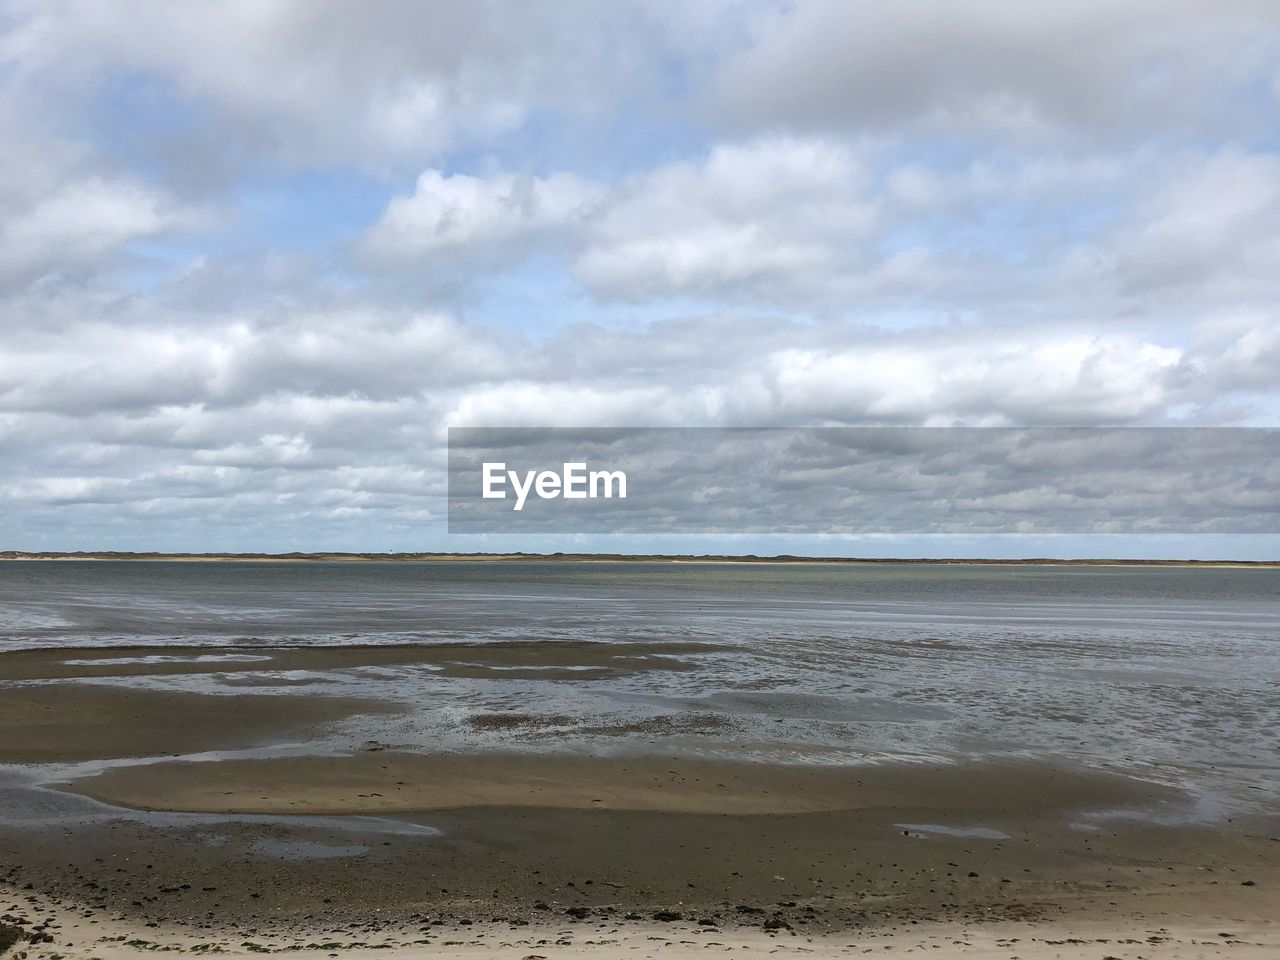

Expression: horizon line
xmin=2 ymin=551 xmax=1276 ymax=567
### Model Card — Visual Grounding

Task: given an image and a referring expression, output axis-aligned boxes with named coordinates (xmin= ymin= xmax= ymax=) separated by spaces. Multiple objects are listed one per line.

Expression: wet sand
xmin=0 ymin=683 xmax=397 ymax=764
xmin=5 ymin=780 xmax=1278 ymax=931
xmin=1 ymin=653 xmax=1278 ymax=954
xmin=57 ymin=750 xmax=1179 ymax=816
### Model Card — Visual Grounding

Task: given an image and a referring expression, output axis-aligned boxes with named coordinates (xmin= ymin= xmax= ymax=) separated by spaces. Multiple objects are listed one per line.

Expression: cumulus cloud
xmin=765 ymin=335 xmax=1185 ymax=425
xmin=0 ymin=102 xmax=201 ymax=290
xmin=360 ymin=138 xmax=899 ymax=301
xmin=366 ymin=136 xmax=1280 ymax=314
xmin=359 ymin=138 xmax=915 ymax=302
xmin=1 ymin=299 xmax=1276 ymax=548
xmin=0 ymin=303 xmax=1271 ymax=525
xmin=0 ymin=0 xmax=701 ymax=171
xmin=0 ymin=2 xmax=1278 ymax=551
xmin=361 ymin=170 xmax=601 ymax=269
xmin=0 ymin=307 xmax=520 ymax=415
xmin=367 ymin=137 xmax=1093 ymax=306
xmin=572 ymin=138 xmax=883 ymax=302
xmin=1059 ymin=150 xmax=1280 ymax=304
xmin=710 ymin=0 xmax=1280 ymax=140
xmin=0 ymin=176 xmax=194 ymax=284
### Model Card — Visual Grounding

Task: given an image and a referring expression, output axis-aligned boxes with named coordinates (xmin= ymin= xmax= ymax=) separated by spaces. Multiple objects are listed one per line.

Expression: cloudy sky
xmin=1 ymin=1 xmax=1278 ymax=556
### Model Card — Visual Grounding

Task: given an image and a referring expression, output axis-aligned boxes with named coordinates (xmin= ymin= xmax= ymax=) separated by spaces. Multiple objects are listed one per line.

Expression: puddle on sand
xmin=897 ymin=823 xmax=1009 ymax=840
xmin=1069 ymin=788 xmax=1232 ymax=830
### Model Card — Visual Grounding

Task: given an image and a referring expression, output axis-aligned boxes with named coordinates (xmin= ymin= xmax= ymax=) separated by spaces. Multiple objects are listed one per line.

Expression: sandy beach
xmin=4 ymin=882 xmax=1280 ymax=960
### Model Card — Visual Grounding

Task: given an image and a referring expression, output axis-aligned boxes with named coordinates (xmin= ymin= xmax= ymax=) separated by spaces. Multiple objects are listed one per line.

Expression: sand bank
xmin=55 ymin=750 xmax=1177 ymax=816
xmin=0 ymin=684 xmax=396 ymax=763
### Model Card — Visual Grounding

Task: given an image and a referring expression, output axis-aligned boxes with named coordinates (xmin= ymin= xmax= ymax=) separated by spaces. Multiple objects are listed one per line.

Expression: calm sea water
xmin=2 ymin=560 xmax=1277 ymax=813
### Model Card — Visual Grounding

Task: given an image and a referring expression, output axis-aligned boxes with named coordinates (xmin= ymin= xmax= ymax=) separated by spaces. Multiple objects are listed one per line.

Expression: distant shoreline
xmin=1 ymin=550 xmax=1275 ymax=567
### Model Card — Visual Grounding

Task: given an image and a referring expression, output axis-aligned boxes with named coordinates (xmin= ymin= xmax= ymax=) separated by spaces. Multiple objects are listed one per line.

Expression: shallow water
xmin=1 ymin=560 xmax=1277 ymax=812
xmin=896 ymin=823 xmax=1009 ymax=840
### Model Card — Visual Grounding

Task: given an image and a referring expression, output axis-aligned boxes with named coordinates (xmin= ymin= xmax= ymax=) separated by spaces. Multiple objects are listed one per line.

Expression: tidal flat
xmin=1 ymin=560 xmax=1277 ymax=958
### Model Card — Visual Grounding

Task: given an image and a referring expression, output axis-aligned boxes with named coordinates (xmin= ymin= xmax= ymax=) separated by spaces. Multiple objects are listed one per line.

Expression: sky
xmin=1 ymin=1 xmax=1278 ymax=558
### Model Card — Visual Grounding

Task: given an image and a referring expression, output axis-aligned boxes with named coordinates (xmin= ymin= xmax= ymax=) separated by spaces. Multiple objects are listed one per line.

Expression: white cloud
xmin=573 ymin=138 xmax=882 ymax=302
xmin=710 ymin=0 xmax=1280 ymax=140
xmin=1059 ymin=150 xmax=1280 ymax=304
xmin=363 ymin=138 xmax=945 ymax=305
xmin=1 ymin=294 xmax=1275 ymax=547
xmin=361 ymin=170 xmax=601 ymax=268
xmin=0 ymin=100 xmax=202 ymax=289
xmin=762 ymin=334 xmax=1184 ymax=425
xmin=0 ymin=307 xmax=522 ymax=415
xmin=1 ymin=1 xmax=1279 ymax=549
xmin=0 ymin=0 xmax=695 ymax=170
xmin=193 ymin=433 xmax=314 ymax=469
xmin=0 ymin=176 xmax=192 ymax=284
